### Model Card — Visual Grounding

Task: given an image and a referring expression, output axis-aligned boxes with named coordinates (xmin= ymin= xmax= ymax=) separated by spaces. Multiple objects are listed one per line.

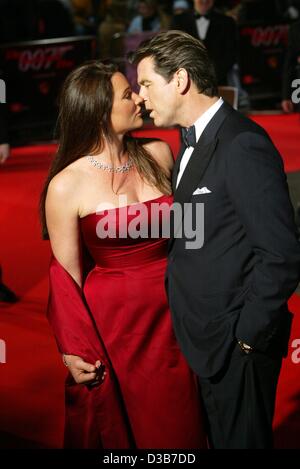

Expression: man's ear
xmin=174 ymin=68 xmax=189 ymax=94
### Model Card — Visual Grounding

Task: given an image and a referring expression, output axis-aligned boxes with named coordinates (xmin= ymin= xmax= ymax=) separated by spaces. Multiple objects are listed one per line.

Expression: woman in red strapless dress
xmin=41 ymin=61 xmax=207 ymax=449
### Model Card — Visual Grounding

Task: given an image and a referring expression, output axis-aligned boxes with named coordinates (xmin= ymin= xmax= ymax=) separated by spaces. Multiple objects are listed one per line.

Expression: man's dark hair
xmin=129 ymin=30 xmax=218 ymax=97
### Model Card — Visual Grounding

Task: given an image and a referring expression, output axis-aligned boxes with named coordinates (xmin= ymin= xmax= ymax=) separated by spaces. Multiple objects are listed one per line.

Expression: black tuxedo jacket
xmin=166 ymin=102 xmax=300 ymax=378
xmin=282 ymin=20 xmax=300 ymax=100
xmin=171 ymin=10 xmax=237 ymax=85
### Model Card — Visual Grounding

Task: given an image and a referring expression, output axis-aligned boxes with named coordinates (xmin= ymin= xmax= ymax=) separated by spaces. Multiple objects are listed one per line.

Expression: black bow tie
xmin=194 ymin=12 xmax=210 ymax=20
xmin=181 ymin=125 xmax=196 ymax=148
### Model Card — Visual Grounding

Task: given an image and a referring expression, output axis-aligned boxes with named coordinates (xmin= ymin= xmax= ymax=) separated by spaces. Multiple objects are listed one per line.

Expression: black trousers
xmin=198 ymin=342 xmax=282 ymax=449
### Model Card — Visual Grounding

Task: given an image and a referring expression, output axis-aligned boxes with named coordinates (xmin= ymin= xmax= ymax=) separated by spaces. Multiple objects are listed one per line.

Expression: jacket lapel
xmin=174 ymin=138 xmax=218 ymax=206
xmin=203 ymin=11 xmax=217 ymax=49
xmin=169 ymin=101 xmax=232 ymax=250
xmin=172 ymin=141 xmax=186 ymax=191
xmin=168 ymin=139 xmax=218 ymax=249
xmin=184 ymin=12 xmax=201 ymax=40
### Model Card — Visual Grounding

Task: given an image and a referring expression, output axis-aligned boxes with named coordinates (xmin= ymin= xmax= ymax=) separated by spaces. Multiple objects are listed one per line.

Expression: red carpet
xmin=0 ymin=114 xmax=300 ymax=448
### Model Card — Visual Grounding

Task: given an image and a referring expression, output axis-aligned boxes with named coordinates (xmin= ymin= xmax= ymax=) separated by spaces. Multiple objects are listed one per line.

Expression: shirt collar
xmin=192 ymin=97 xmax=224 ymax=143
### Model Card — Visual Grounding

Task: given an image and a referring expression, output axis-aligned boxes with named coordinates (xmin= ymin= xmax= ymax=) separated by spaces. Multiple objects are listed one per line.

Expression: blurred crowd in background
xmin=0 ymin=1 xmax=299 ymax=44
xmin=0 ymin=1 xmax=299 ymax=114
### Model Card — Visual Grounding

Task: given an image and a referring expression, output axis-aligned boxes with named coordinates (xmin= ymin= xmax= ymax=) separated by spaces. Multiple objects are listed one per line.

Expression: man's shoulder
xmin=220 ymin=108 xmax=269 ymax=143
xmin=211 ymin=11 xmax=236 ymax=28
xmin=219 ymin=110 xmax=284 ymax=168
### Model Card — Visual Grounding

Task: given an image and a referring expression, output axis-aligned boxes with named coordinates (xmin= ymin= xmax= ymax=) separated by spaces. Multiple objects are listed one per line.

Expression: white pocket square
xmin=192 ymin=186 xmax=212 ymax=195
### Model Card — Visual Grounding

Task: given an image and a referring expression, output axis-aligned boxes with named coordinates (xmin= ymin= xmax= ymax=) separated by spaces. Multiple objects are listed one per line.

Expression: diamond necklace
xmin=86 ymin=155 xmax=134 ymax=173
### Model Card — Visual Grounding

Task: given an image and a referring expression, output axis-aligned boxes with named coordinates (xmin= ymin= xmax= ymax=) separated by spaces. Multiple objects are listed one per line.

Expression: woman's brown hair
xmin=40 ymin=60 xmax=171 ymax=239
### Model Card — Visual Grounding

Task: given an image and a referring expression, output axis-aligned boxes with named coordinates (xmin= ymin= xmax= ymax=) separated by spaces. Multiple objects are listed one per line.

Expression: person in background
xmin=97 ymin=0 xmax=129 ymax=58
xmin=127 ymin=0 xmax=168 ymax=33
xmin=171 ymin=0 xmax=238 ymax=86
xmin=71 ymin=0 xmax=99 ymax=35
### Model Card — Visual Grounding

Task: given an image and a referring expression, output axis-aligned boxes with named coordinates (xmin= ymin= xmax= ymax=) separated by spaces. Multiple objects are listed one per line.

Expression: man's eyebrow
xmin=139 ymin=79 xmax=151 ymax=86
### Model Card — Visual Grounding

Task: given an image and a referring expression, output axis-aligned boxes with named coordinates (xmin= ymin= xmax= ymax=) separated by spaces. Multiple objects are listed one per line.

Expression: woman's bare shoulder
xmin=47 ymin=166 xmax=80 ymax=197
xmin=46 ymin=160 xmax=87 ymax=212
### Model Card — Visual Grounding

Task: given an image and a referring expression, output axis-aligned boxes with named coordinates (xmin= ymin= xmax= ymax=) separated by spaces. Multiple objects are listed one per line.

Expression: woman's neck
xmin=94 ymin=136 xmax=128 ymax=165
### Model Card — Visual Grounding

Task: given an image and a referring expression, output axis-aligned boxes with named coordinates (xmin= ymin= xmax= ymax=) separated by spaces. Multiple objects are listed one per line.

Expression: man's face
xmin=137 ymin=57 xmax=178 ymax=127
xmin=193 ymin=0 xmax=214 ymax=14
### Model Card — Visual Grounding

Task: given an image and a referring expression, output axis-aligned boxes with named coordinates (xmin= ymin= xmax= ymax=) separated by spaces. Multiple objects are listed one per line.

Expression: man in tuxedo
xmin=131 ymin=30 xmax=300 ymax=448
xmin=282 ymin=20 xmax=300 ymax=113
xmin=171 ymin=0 xmax=238 ymax=85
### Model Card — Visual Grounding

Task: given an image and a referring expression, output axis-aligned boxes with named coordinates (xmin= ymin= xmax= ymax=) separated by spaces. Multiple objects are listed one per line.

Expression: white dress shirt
xmin=176 ymin=98 xmax=224 ymax=188
xmin=196 ymin=16 xmax=210 ymax=40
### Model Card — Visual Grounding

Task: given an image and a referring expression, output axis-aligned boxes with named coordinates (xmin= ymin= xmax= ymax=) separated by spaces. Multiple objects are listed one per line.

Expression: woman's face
xmin=110 ymin=72 xmax=144 ymax=136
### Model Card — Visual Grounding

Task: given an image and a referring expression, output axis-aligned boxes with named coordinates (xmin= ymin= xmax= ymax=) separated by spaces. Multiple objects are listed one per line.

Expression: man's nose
xmin=137 ymin=86 xmax=148 ymax=101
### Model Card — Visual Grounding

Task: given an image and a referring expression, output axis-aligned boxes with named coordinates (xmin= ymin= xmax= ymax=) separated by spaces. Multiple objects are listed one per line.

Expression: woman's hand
xmin=63 ymin=354 xmax=106 ymax=385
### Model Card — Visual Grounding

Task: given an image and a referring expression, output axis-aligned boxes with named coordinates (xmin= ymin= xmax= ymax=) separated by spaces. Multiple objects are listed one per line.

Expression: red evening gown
xmin=48 ymin=194 xmax=207 ymax=449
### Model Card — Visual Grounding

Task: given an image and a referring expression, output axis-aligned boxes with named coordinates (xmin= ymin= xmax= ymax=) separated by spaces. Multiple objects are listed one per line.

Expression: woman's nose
xmin=133 ymin=92 xmax=144 ymax=105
